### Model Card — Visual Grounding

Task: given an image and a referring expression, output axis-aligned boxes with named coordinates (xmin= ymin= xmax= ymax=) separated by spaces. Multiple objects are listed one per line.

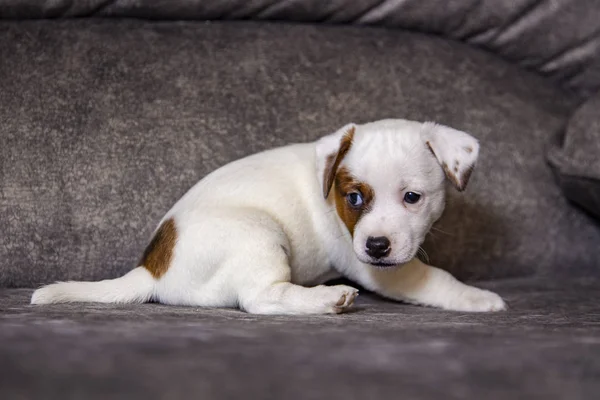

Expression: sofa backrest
xmin=1 ymin=0 xmax=599 ymax=98
xmin=1 ymin=20 xmax=598 ymax=287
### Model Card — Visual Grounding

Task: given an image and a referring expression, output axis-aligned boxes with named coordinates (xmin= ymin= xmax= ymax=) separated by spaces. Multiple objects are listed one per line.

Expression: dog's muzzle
xmin=365 ymin=236 xmax=391 ymax=259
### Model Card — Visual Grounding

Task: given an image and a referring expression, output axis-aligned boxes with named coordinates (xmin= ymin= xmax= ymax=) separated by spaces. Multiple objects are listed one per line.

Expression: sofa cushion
xmin=0 ymin=20 xmax=597 ymax=287
xmin=1 ymin=277 xmax=599 ymax=399
xmin=1 ymin=0 xmax=599 ymax=98
xmin=549 ymin=92 xmax=600 ymax=219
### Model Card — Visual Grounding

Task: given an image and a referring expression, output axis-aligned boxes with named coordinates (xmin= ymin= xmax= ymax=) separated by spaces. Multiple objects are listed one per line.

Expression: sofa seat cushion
xmin=1 ymin=278 xmax=599 ymax=399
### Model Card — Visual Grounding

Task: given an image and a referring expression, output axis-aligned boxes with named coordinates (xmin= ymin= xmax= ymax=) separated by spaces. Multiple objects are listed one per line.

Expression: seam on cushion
xmin=548 ymin=151 xmax=600 ymax=182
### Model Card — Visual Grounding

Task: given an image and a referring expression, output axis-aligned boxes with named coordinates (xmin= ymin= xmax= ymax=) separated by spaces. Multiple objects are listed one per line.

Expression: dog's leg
xmin=358 ymin=258 xmax=506 ymax=312
xmin=232 ymin=245 xmax=358 ymax=315
xmin=156 ymin=208 xmax=357 ymax=314
xmin=240 ymin=281 xmax=359 ymax=315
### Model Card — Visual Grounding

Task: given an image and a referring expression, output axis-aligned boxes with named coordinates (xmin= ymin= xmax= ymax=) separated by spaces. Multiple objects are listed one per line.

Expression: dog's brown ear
xmin=316 ymin=124 xmax=356 ymax=198
xmin=424 ymin=122 xmax=480 ymax=191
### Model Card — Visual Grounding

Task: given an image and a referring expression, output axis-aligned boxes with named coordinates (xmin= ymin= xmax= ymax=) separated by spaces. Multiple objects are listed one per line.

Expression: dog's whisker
xmin=426 ymin=231 xmax=441 ymax=242
xmin=417 ymin=246 xmax=430 ymax=263
xmin=430 ymin=226 xmax=453 ymax=236
xmin=333 ymin=231 xmax=349 ymax=241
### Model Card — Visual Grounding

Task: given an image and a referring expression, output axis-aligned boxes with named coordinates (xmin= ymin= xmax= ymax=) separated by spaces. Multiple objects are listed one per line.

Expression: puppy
xmin=32 ymin=119 xmax=506 ymax=314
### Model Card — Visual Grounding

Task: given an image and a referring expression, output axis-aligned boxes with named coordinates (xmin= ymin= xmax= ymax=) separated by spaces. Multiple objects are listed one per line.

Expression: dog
xmin=31 ymin=119 xmax=506 ymax=314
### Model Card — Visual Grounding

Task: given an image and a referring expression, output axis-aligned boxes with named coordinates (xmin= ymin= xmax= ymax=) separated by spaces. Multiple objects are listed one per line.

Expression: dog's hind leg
xmin=153 ymin=208 xmax=357 ymax=314
xmin=220 ymin=218 xmax=358 ymax=315
xmin=231 ymin=246 xmax=358 ymax=315
xmin=240 ymin=279 xmax=359 ymax=315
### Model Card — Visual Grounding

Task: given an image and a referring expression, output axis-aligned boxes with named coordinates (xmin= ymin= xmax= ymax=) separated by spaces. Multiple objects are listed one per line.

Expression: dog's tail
xmin=31 ymin=267 xmax=155 ymax=305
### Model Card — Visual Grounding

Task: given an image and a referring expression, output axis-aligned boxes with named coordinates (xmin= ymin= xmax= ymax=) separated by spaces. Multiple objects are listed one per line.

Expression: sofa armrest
xmin=548 ymin=90 xmax=600 ymax=219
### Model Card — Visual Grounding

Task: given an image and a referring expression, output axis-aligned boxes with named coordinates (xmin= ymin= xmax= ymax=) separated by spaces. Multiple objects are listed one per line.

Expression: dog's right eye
xmin=347 ymin=192 xmax=364 ymax=208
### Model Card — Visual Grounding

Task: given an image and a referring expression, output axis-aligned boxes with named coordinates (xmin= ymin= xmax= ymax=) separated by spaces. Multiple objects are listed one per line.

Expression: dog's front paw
xmin=448 ymin=287 xmax=507 ymax=312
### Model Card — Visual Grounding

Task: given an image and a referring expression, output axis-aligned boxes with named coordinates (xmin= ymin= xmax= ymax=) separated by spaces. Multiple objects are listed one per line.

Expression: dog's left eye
xmin=347 ymin=192 xmax=364 ymax=208
xmin=404 ymin=192 xmax=421 ymax=204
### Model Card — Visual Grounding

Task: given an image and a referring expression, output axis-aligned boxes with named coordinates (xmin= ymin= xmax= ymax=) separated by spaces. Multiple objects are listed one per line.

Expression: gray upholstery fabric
xmin=1 ymin=17 xmax=599 ymax=400
xmin=1 ymin=0 xmax=599 ymax=98
xmin=1 ymin=20 xmax=598 ymax=288
xmin=2 ymin=277 xmax=600 ymax=399
xmin=549 ymin=92 xmax=600 ymax=219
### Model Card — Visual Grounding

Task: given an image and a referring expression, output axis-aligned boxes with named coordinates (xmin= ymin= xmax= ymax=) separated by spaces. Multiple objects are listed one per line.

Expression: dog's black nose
xmin=365 ymin=236 xmax=391 ymax=259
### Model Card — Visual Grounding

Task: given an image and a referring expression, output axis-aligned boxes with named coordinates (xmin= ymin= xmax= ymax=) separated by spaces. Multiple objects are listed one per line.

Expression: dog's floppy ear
xmin=316 ymin=123 xmax=356 ymax=198
xmin=424 ymin=122 xmax=480 ymax=191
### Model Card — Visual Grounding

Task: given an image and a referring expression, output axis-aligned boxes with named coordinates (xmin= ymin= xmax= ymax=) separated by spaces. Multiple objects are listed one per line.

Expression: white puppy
xmin=32 ymin=119 xmax=506 ymax=314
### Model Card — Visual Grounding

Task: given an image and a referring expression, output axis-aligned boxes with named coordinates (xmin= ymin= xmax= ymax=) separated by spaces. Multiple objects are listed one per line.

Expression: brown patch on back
xmin=333 ymin=166 xmax=375 ymax=236
xmin=323 ymin=127 xmax=355 ymax=198
xmin=138 ymin=218 xmax=178 ymax=279
xmin=464 ymin=146 xmax=473 ymax=154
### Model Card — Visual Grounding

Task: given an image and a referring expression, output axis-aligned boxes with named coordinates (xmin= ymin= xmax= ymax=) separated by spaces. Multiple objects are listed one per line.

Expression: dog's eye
xmin=346 ymin=192 xmax=364 ymax=208
xmin=404 ymin=192 xmax=421 ymax=204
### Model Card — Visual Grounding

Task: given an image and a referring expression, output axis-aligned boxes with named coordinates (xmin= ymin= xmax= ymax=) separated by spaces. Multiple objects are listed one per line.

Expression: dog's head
xmin=316 ymin=119 xmax=479 ymax=267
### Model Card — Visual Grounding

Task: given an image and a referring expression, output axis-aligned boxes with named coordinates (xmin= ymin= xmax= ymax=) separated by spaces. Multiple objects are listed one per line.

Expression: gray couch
xmin=1 ymin=1 xmax=600 ymax=399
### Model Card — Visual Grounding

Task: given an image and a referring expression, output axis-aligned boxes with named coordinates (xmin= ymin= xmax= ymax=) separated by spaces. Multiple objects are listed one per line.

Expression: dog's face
xmin=316 ymin=119 xmax=479 ymax=267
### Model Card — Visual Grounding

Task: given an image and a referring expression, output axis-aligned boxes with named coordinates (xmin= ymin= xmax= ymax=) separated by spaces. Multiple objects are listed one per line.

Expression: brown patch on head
xmin=138 ymin=218 xmax=177 ymax=279
xmin=323 ymin=127 xmax=355 ymax=198
xmin=441 ymin=162 xmax=472 ymax=192
xmin=428 ymin=142 xmax=473 ymax=192
xmin=425 ymin=141 xmax=435 ymax=156
xmin=441 ymin=162 xmax=461 ymax=190
xmin=460 ymin=166 xmax=474 ymax=190
xmin=333 ymin=166 xmax=375 ymax=236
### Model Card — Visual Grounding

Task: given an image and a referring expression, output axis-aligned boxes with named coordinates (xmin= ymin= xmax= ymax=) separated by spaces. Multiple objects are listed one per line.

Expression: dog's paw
xmin=447 ymin=287 xmax=507 ymax=312
xmin=316 ymin=285 xmax=359 ymax=314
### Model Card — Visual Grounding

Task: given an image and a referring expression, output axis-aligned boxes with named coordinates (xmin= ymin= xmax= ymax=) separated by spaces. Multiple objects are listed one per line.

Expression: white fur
xmin=32 ymin=119 xmax=506 ymax=314
xmin=31 ymin=267 xmax=154 ymax=304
